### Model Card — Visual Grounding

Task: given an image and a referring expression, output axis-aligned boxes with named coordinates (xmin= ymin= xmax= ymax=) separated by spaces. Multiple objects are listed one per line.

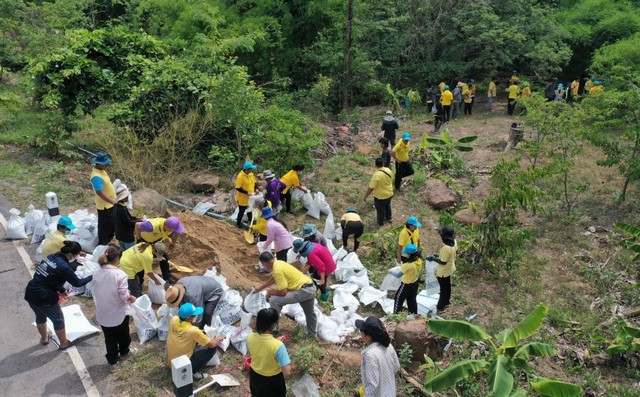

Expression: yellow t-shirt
xmin=398 ymin=227 xmax=420 ymax=249
xmin=41 ymin=230 xmax=67 ymax=258
xmin=461 ymin=83 xmax=468 ymax=93
xmin=280 ymin=170 xmax=301 ymax=194
xmin=571 ymin=80 xmax=580 ymax=96
xmin=584 ymin=80 xmax=594 ymax=93
xmin=521 ymin=87 xmax=531 ymax=98
xmin=511 ymin=75 xmax=520 ymax=84
xmin=590 ymin=86 xmax=604 ymax=94
xmin=488 ymin=81 xmax=496 ymax=97
xmin=401 ymin=258 xmax=423 ymax=284
xmin=436 ymin=242 xmax=457 ymax=277
xmin=91 ymin=168 xmax=115 ymax=210
xmin=272 ymin=260 xmax=312 ymax=291
xmin=392 ymin=140 xmax=410 ymax=162
xmin=247 ymin=332 xmax=288 ymax=376
xmin=166 ymin=316 xmax=211 ymax=368
xmin=369 ymin=167 xmax=394 ymax=200
xmin=235 ymin=171 xmax=256 ymax=206
xmin=507 ymin=85 xmax=520 ymax=99
xmin=119 ymin=243 xmax=154 ymax=279
xmin=441 ymin=90 xmax=453 ymax=106
xmin=439 ymin=82 xmax=445 ymax=93
xmin=251 ymin=201 xmax=272 ymax=236
xmin=462 ymin=88 xmax=472 ymax=103
xmin=140 ymin=218 xmax=172 ymax=244
xmin=341 ymin=212 xmax=362 ymax=223
xmin=469 ymin=84 xmax=476 ymax=95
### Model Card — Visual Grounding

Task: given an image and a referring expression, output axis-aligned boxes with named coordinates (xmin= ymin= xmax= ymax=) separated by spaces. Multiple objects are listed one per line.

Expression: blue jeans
xmin=487 ymin=97 xmax=495 ymax=110
xmin=452 ymin=102 xmax=460 ymax=119
xmin=119 ymin=241 xmax=135 ymax=251
xmin=191 ymin=346 xmax=217 ymax=373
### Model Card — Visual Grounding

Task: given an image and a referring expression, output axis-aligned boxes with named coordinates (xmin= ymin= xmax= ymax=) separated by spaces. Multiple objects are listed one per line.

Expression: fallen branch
xmin=622 ymin=306 xmax=640 ymax=319
xmin=400 ymin=368 xmax=428 ymax=397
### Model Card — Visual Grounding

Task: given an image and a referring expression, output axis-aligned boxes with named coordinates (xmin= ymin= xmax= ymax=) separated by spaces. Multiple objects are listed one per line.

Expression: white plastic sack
xmin=358 ymin=286 xmax=387 ymax=306
xmin=347 ymin=269 xmax=369 ymax=288
xmin=425 ymin=261 xmax=440 ymax=296
xmin=291 ymin=188 xmax=305 ymax=201
xmin=204 ymin=267 xmax=229 ymax=291
xmin=205 ymin=352 xmax=221 ymax=367
xmin=338 ymin=252 xmax=365 ymax=271
xmin=147 ymin=274 xmax=166 ymax=305
xmin=6 ymin=208 xmax=27 ymax=240
xmin=229 ymin=207 xmax=248 ymax=223
xmin=24 ymin=205 xmax=44 ymax=235
xmin=332 ymin=247 xmax=348 ymax=263
xmin=37 ymin=304 xmax=99 ymax=343
xmin=230 ymin=325 xmax=252 ymax=355
xmin=287 ymin=247 xmax=307 ymax=266
xmin=376 ymin=297 xmax=395 ymax=314
xmin=315 ymin=192 xmax=332 ymax=216
xmin=333 ymin=267 xmax=356 ymax=282
xmin=192 ymin=201 xmax=216 ymax=215
xmin=31 ymin=214 xmax=51 ymax=244
xmin=306 ymin=202 xmax=321 ymax=219
xmin=213 ymin=290 xmax=243 ymax=325
xmin=301 ymin=191 xmax=314 ymax=209
xmin=323 ymin=214 xmax=335 ymax=240
xmin=281 ymin=303 xmax=304 ymax=320
xmin=316 ymin=313 xmax=343 ymax=344
xmin=68 ymin=226 xmax=98 ymax=254
xmin=326 ymin=239 xmax=338 ymax=255
xmin=332 ymin=288 xmax=359 ymax=310
xmin=334 ymin=226 xmax=342 ymax=240
xmin=157 ymin=303 xmax=178 ymax=341
xmin=63 ymin=281 xmax=86 ymax=296
xmin=132 ymin=294 xmax=158 ymax=344
xmin=243 ymin=289 xmax=270 ymax=316
xmin=248 ymin=192 xmax=264 ymax=212
xmin=417 ymin=290 xmax=440 ymax=316
xmin=380 ymin=274 xmax=402 ymax=291
xmin=205 ymin=318 xmax=234 ymax=351
xmin=291 ymin=373 xmax=320 ymax=397
xmin=330 ymin=283 xmax=360 ymax=294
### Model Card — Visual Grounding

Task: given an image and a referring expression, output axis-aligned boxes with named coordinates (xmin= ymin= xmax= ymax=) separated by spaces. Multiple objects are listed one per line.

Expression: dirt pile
xmin=168 ymin=210 xmax=264 ymax=289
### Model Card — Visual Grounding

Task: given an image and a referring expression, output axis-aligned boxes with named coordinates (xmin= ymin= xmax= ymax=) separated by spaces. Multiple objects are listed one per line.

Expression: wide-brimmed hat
xmin=165 ymin=284 xmax=185 ymax=308
xmin=406 ymin=216 xmax=421 ymax=228
xmin=386 ymin=110 xmax=392 ymax=115
xmin=262 ymin=207 xmax=275 ymax=219
xmin=178 ymin=302 xmax=203 ymax=319
xmin=262 ymin=170 xmax=275 ymax=180
xmin=58 ymin=216 xmax=76 ymax=230
xmin=438 ymin=226 xmax=455 ymax=239
xmin=300 ymin=224 xmax=317 ymax=238
xmin=292 ymin=239 xmax=314 ymax=257
xmin=116 ymin=188 xmax=130 ymax=202
xmin=243 ymin=161 xmax=257 ymax=170
xmin=165 ymin=216 xmax=184 ymax=234
xmin=355 ymin=316 xmax=385 ymax=336
xmin=91 ymin=152 xmax=112 ymax=166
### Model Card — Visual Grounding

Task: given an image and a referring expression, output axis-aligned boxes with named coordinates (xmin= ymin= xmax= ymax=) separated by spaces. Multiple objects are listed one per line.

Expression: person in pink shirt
xmin=92 ymin=245 xmax=138 ymax=372
xmin=262 ymin=207 xmax=293 ymax=261
xmin=292 ymin=239 xmax=336 ymax=301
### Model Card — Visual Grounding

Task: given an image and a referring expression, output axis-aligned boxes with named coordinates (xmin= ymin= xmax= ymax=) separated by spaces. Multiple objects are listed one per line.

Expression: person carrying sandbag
xmin=363 ymin=158 xmax=394 ymax=227
xmin=396 ymin=216 xmax=421 ymax=265
xmin=119 ymin=242 xmax=163 ymax=297
xmin=340 ymin=208 xmax=364 ymax=252
xmin=393 ymin=244 xmax=423 ymax=314
xmin=134 ymin=216 xmax=185 ymax=283
xmin=292 ymin=239 xmax=336 ymax=302
xmin=164 ymin=276 xmax=224 ymax=329
xmin=279 ymin=164 xmax=309 ymax=214
xmin=235 ymin=161 xmax=259 ymax=229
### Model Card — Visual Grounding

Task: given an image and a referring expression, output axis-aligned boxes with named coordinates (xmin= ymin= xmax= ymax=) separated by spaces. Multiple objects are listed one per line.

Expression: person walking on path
xmin=292 ymin=239 xmax=336 ymax=301
xmin=428 ymin=226 xmax=457 ymax=313
xmin=280 ymin=165 xmax=309 ymax=214
xmin=165 ymin=276 xmax=225 ymax=329
xmin=391 ymin=132 xmax=413 ymax=190
xmin=379 ymin=137 xmax=391 ymax=168
xmin=262 ymin=207 xmax=293 ymax=261
xmin=112 ymin=188 xmax=140 ymax=251
xmin=434 ymin=97 xmax=445 ymax=132
xmin=507 ymin=81 xmax=520 ymax=116
xmin=255 ymin=252 xmax=317 ymax=337
xmin=452 ymin=82 xmax=462 ymax=120
xmin=262 ymin=170 xmax=285 ymax=211
xmin=134 ymin=216 xmax=185 ymax=283
xmin=41 ymin=216 xmax=77 ymax=259
xmin=356 ymin=316 xmax=400 ymax=397
xmin=166 ymin=303 xmax=226 ymax=380
xmin=554 ymin=83 xmax=565 ymax=102
xmin=300 ymin=224 xmax=327 ymax=248
xmin=440 ymin=85 xmax=453 ymax=122
xmin=235 ymin=161 xmax=258 ymax=228
xmin=363 ymin=158 xmax=394 ymax=227
xmin=340 ymin=208 xmax=364 ymax=252
xmin=487 ymin=77 xmax=497 ymax=112
xmin=393 ymin=244 xmax=423 ymax=314
xmin=90 ymin=152 xmax=117 ymax=246
xmin=247 ymin=308 xmax=292 ymax=397
xmin=92 ymin=245 xmax=137 ymax=372
xmin=380 ymin=110 xmax=399 ymax=146
xmin=396 ymin=216 xmax=421 ymax=264
xmin=119 ymin=242 xmax=163 ymax=297
xmin=25 ymin=241 xmax=93 ymax=350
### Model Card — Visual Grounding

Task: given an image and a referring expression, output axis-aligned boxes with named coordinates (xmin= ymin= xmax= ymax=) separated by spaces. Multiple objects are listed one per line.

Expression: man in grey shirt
xmin=165 ymin=276 xmax=224 ymax=328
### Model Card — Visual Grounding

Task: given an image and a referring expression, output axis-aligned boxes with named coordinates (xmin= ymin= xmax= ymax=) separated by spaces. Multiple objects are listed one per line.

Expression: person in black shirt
xmin=379 ymin=137 xmax=391 ymax=168
xmin=112 ymin=188 xmax=140 ymax=251
xmin=380 ymin=110 xmax=399 ymax=146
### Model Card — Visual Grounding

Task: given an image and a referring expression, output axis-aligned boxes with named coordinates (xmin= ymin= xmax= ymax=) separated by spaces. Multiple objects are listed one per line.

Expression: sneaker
xmin=193 ymin=372 xmax=208 ymax=381
xmin=120 ymin=348 xmax=138 ymax=358
xmin=109 ymin=363 xmax=118 ymax=373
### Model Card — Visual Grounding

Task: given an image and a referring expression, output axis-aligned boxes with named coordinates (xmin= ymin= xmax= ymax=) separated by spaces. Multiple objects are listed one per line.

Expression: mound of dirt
xmin=168 ymin=210 xmax=264 ymax=289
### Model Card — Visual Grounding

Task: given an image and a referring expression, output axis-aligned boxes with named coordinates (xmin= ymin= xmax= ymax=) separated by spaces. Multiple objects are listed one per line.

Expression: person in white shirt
xmin=355 ymin=316 xmax=400 ymax=397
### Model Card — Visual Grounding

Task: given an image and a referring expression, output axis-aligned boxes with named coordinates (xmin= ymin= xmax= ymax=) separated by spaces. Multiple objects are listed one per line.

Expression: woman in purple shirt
xmin=262 ymin=207 xmax=293 ymax=261
xmin=262 ymin=170 xmax=285 ymax=210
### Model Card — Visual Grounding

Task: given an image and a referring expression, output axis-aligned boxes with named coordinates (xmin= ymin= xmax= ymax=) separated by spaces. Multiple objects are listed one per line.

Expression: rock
xmin=393 ymin=319 xmax=449 ymax=362
xmin=210 ymin=192 xmax=233 ymax=214
xmin=425 ymin=179 xmax=461 ymax=210
xmin=133 ymin=188 xmax=168 ymax=216
xmin=334 ymin=126 xmax=351 ymax=136
xmin=185 ymin=173 xmax=220 ymax=193
xmin=332 ymin=349 xmax=361 ymax=368
xmin=454 ymin=209 xmax=481 ymax=225
xmin=355 ymin=143 xmax=375 ymax=154
xmin=587 ymin=226 xmax=596 ymax=233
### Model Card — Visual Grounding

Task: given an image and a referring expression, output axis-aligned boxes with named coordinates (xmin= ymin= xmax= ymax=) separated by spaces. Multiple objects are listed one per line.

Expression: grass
xmin=0 ymin=76 xmax=47 ymax=145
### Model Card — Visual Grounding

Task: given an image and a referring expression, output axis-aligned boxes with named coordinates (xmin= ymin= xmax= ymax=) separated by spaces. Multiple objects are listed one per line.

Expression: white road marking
xmin=0 ymin=212 xmax=101 ymax=397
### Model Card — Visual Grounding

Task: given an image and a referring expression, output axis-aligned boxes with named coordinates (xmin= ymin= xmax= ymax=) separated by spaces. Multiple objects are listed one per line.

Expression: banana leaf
xmin=423 ymin=359 xmax=487 ymax=393
xmin=454 ymin=145 xmax=474 ymax=152
xmin=428 ymin=319 xmax=491 ymax=341
xmin=457 ymin=136 xmax=478 ymax=143
xmin=509 ymin=388 xmax=527 ymax=397
xmin=513 ymin=342 xmax=556 ymax=361
xmin=499 ymin=305 xmax=548 ymax=350
xmin=530 ymin=377 xmax=582 ymax=397
xmin=487 ymin=355 xmax=514 ymax=397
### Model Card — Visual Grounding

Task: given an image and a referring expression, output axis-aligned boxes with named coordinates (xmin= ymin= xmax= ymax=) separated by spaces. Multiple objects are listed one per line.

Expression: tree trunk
xmin=342 ymin=0 xmax=353 ymax=110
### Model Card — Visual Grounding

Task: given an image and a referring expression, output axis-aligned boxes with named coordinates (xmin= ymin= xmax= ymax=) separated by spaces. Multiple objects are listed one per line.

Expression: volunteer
xmin=166 ymin=303 xmax=226 ymax=381
xmin=235 ymin=161 xmax=259 ymax=228
xmin=507 ymin=80 xmax=520 ymax=115
xmin=119 ymin=242 xmax=163 ymax=297
xmin=25 ymin=241 xmax=92 ymax=350
xmin=90 ymin=152 xmax=117 ymax=245
xmin=452 ymin=82 xmax=462 ymax=120
xmin=41 ymin=216 xmax=77 ymax=259
xmin=487 ymin=77 xmax=497 ymax=112
xmin=250 ymin=199 xmax=273 ymax=242
xmin=391 ymin=132 xmax=414 ymax=191
xmin=363 ymin=157 xmax=394 ymax=227
xmin=247 ymin=308 xmax=292 ymax=397
xmin=292 ymin=239 xmax=336 ymax=301
xmin=261 ymin=207 xmax=293 ymax=261
xmin=134 ymin=216 xmax=185 ymax=283
xmin=92 ymin=245 xmax=137 ymax=372
xmin=428 ymin=226 xmax=458 ymax=313
xmin=393 ymin=244 xmax=422 ymax=314
xmin=262 ymin=170 xmax=285 ymax=211
xmin=255 ymin=252 xmax=317 ymax=337
xmin=440 ymin=85 xmax=453 ymax=122
xmin=340 ymin=208 xmax=364 ymax=252
xmin=300 ymin=224 xmax=327 ymax=248
xmin=397 ymin=216 xmax=421 ymax=264
xmin=279 ymin=164 xmax=309 ymax=214
xmin=379 ymin=137 xmax=391 ymax=168
xmin=355 ymin=316 xmax=400 ymax=397
xmin=165 ymin=276 xmax=225 ymax=329
xmin=112 ymin=188 xmax=140 ymax=251
xmin=380 ymin=110 xmax=400 ymax=146
xmin=590 ymin=81 xmax=604 ymax=94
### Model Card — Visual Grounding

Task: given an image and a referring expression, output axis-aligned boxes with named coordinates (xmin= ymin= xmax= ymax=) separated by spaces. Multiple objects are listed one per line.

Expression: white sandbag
xmin=380 ymin=274 xmax=402 ymax=291
xmin=315 ymin=192 xmax=332 ymax=216
xmin=243 ymin=289 xmax=270 ymax=316
xmin=35 ymin=241 xmax=45 ymax=263
xmin=388 ymin=265 xmax=403 ymax=279
xmin=306 ymin=203 xmax=321 ymax=219
xmin=213 ymin=290 xmax=243 ymax=325
xmin=31 ymin=214 xmax=51 ymax=244
xmin=291 ymin=188 xmax=305 ymax=201
xmin=248 ymin=192 xmax=264 ymax=212
xmin=205 ymin=352 xmax=221 ymax=367
xmin=376 ymin=297 xmax=395 ymax=314
xmin=417 ymin=290 xmax=440 ymax=316
xmin=338 ymin=252 xmax=365 ymax=271
xmin=330 ymin=283 xmax=360 ymax=294
xmin=281 ymin=303 xmax=304 ymax=320
xmin=333 ymin=267 xmax=356 ymax=282
xmin=286 ymin=247 xmax=307 ymax=266
xmin=6 ymin=208 xmax=27 ymax=240
xmin=132 ymin=294 xmax=158 ymax=344
xmin=37 ymin=304 xmax=100 ymax=343
xmin=316 ymin=313 xmax=343 ymax=344
xmin=326 ymin=239 xmax=338 ymax=255
xmin=147 ymin=274 xmax=166 ymax=305
xmin=229 ymin=207 xmax=248 ymax=222
xmin=157 ymin=303 xmax=178 ymax=341
xmin=92 ymin=245 xmax=109 ymax=260
xmin=68 ymin=226 xmax=98 ymax=254
xmin=64 ymin=281 xmax=86 ymax=296
xmin=330 ymin=307 xmax=362 ymax=337
xmin=332 ymin=288 xmax=359 ymax=310
xmin=334 ymin=226 xmax=342 ymax=240
xmin=347 ymin=269 xmax=369 ymax=288
xmin=291 ymin=373 xmax=320 ymax=397
xmin=332 ymin=247 xmax=348 ymax=263
xmin=301 ymin=191 xmax=314 ymax=209
xmin=24 ymin=205 xmax=44 ymax=235
xmin=358 ymin=286 xmax=387 ymax=306
xmin=193 ymin=201 xmax=216 ymax=215
xmin=204 ymin=267 xmax=229 ymax=291
xmin=425 ymin=260 xmax=440 ymax=296
xmin=323 ymin=214 xmax=335 ymax=240
xmin=205 ymin=318 xmax=234 ymax=351
xmin=230 ymin=325 xmax=252 ymax=355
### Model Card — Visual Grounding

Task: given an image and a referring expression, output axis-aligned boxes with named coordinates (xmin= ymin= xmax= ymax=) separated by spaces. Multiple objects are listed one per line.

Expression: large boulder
xmin=426 ymin=179 xmax=461 ymax=210
xmin=185 ymin=173 xmax=220 ymax=193
xmin=210 ymin=192 xmax=234 ymax=214
xmin=393 ymin=319 xmax=449 ymax=361
xmin=133 ymin=188 xmax=168 ymax=216
xmin=454 ymin=209 xmax=482 ymax=225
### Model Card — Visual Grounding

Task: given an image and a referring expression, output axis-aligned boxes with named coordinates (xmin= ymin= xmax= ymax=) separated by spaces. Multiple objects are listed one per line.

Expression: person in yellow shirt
xmin=428 ymin=226 xmax=457 ymax=313
xmin=510 ymin=71 xmax=520 ymax=84
xmin=571 ymin=79 xmax=580 ymax=98
xmin=279 ymin=164 xmax=309 ymax=214
xmin=584 ymin=77 xmax=594 ymax=95
xmin=462 ymin=86 xmax=473 ymax=115
xmin=255 ymin=252 xmax=317 ymax=337
xmin=487 ymin=77 xmax=497 ymax=112
xmin=520 ymin=82 xmax=532 ymax=114
xmin=250 ymin=199 xmax=272 ymax=242
xmin=396 ymin=216 xmax=421 ymax=263
xmin=134 ymin=216 xmax=185 ymax=283
xmin=393 ymin=244 xmax=422 ymax=314
xmin=440 ymin=85 xmax=453 ymax=122
xmin=363 ymin=158 xmax=394 ymax=227
xmin=235 ymin=161 xmax=258 ymax=228
xmin=41 ymin=216 xmax=77 ymax=259
xmin=166 ymin=303 xmax=226 ymax=381
xmin=90 ymin=152 xmax=117 ymax=245
xmin=468 ymin=79 xmax=477 ymax=108
xmin=438 ymin=81 xmax=446 ymax=93
xmin=391 ymin=132 xmax=413 ymax=190
xmin=119 ymin=242 xmax=163 ymax=296
xmin=589 ymin=81 xmax=604 ymax=94
xmin=506 ymin=81 xmax=520 ymax=116
xmin=340 ymin=208 xmax=364 ymax=252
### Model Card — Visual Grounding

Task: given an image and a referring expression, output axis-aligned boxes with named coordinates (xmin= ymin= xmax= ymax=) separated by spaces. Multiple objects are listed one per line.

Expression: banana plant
xmin=423 ymin=305 xmax=583 ymax=396
xmin=420 ymin=130 xmax=477 ymax=170
xmin=606 ymin=318 xmax=640 ymax=357
xmin=613 ymin=222 xmax=640 ymax=261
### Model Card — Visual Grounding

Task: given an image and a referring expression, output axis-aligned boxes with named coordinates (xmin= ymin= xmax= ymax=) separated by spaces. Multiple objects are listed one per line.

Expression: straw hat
xmin=165 ymin=284 xmax=185 ymax=308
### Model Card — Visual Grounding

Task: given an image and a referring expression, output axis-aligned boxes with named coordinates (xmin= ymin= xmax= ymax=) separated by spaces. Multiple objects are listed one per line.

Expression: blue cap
xmin=444 ymin=85 xmax=449 ymax=90
xmin=470 ymin=79 xmax=476 ymax=83
xmin=346 ymin=207 xmax=357 ymax=213
xmin=58 ymin=216 xmax=76 ymax=230
xmin=91 ymin=152 xmax=112 ymax=166
xmin=243 ymin=161 xmax=257 ymax=170
xmin=262 ymin=206 xmax=275 ymax=219
xmin=406 ymin=216 xmax=421 ymax=228
xmin=558 ymin=83 xmax=564 ymax=88
xmin=402 ymin=132 xmax=411 ymax=141
xmin=178 ymin=303 xmax=204 ymax=320
xmin=595 ymin=81 xmax=601 ymax=86
xmin=402 ymin=244 xmax=418 ymax=255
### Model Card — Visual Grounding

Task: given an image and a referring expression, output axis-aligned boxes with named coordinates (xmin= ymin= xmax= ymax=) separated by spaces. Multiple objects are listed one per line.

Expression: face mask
xmin=64 ymin=231 xmax=71 ymax=236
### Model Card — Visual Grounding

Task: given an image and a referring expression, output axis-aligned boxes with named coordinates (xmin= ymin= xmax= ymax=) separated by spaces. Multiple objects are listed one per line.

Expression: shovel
xmin=244 ymin=209 xmax=259 ymax=244
xmin=168 ymin=260 xmax=194 ymax=273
